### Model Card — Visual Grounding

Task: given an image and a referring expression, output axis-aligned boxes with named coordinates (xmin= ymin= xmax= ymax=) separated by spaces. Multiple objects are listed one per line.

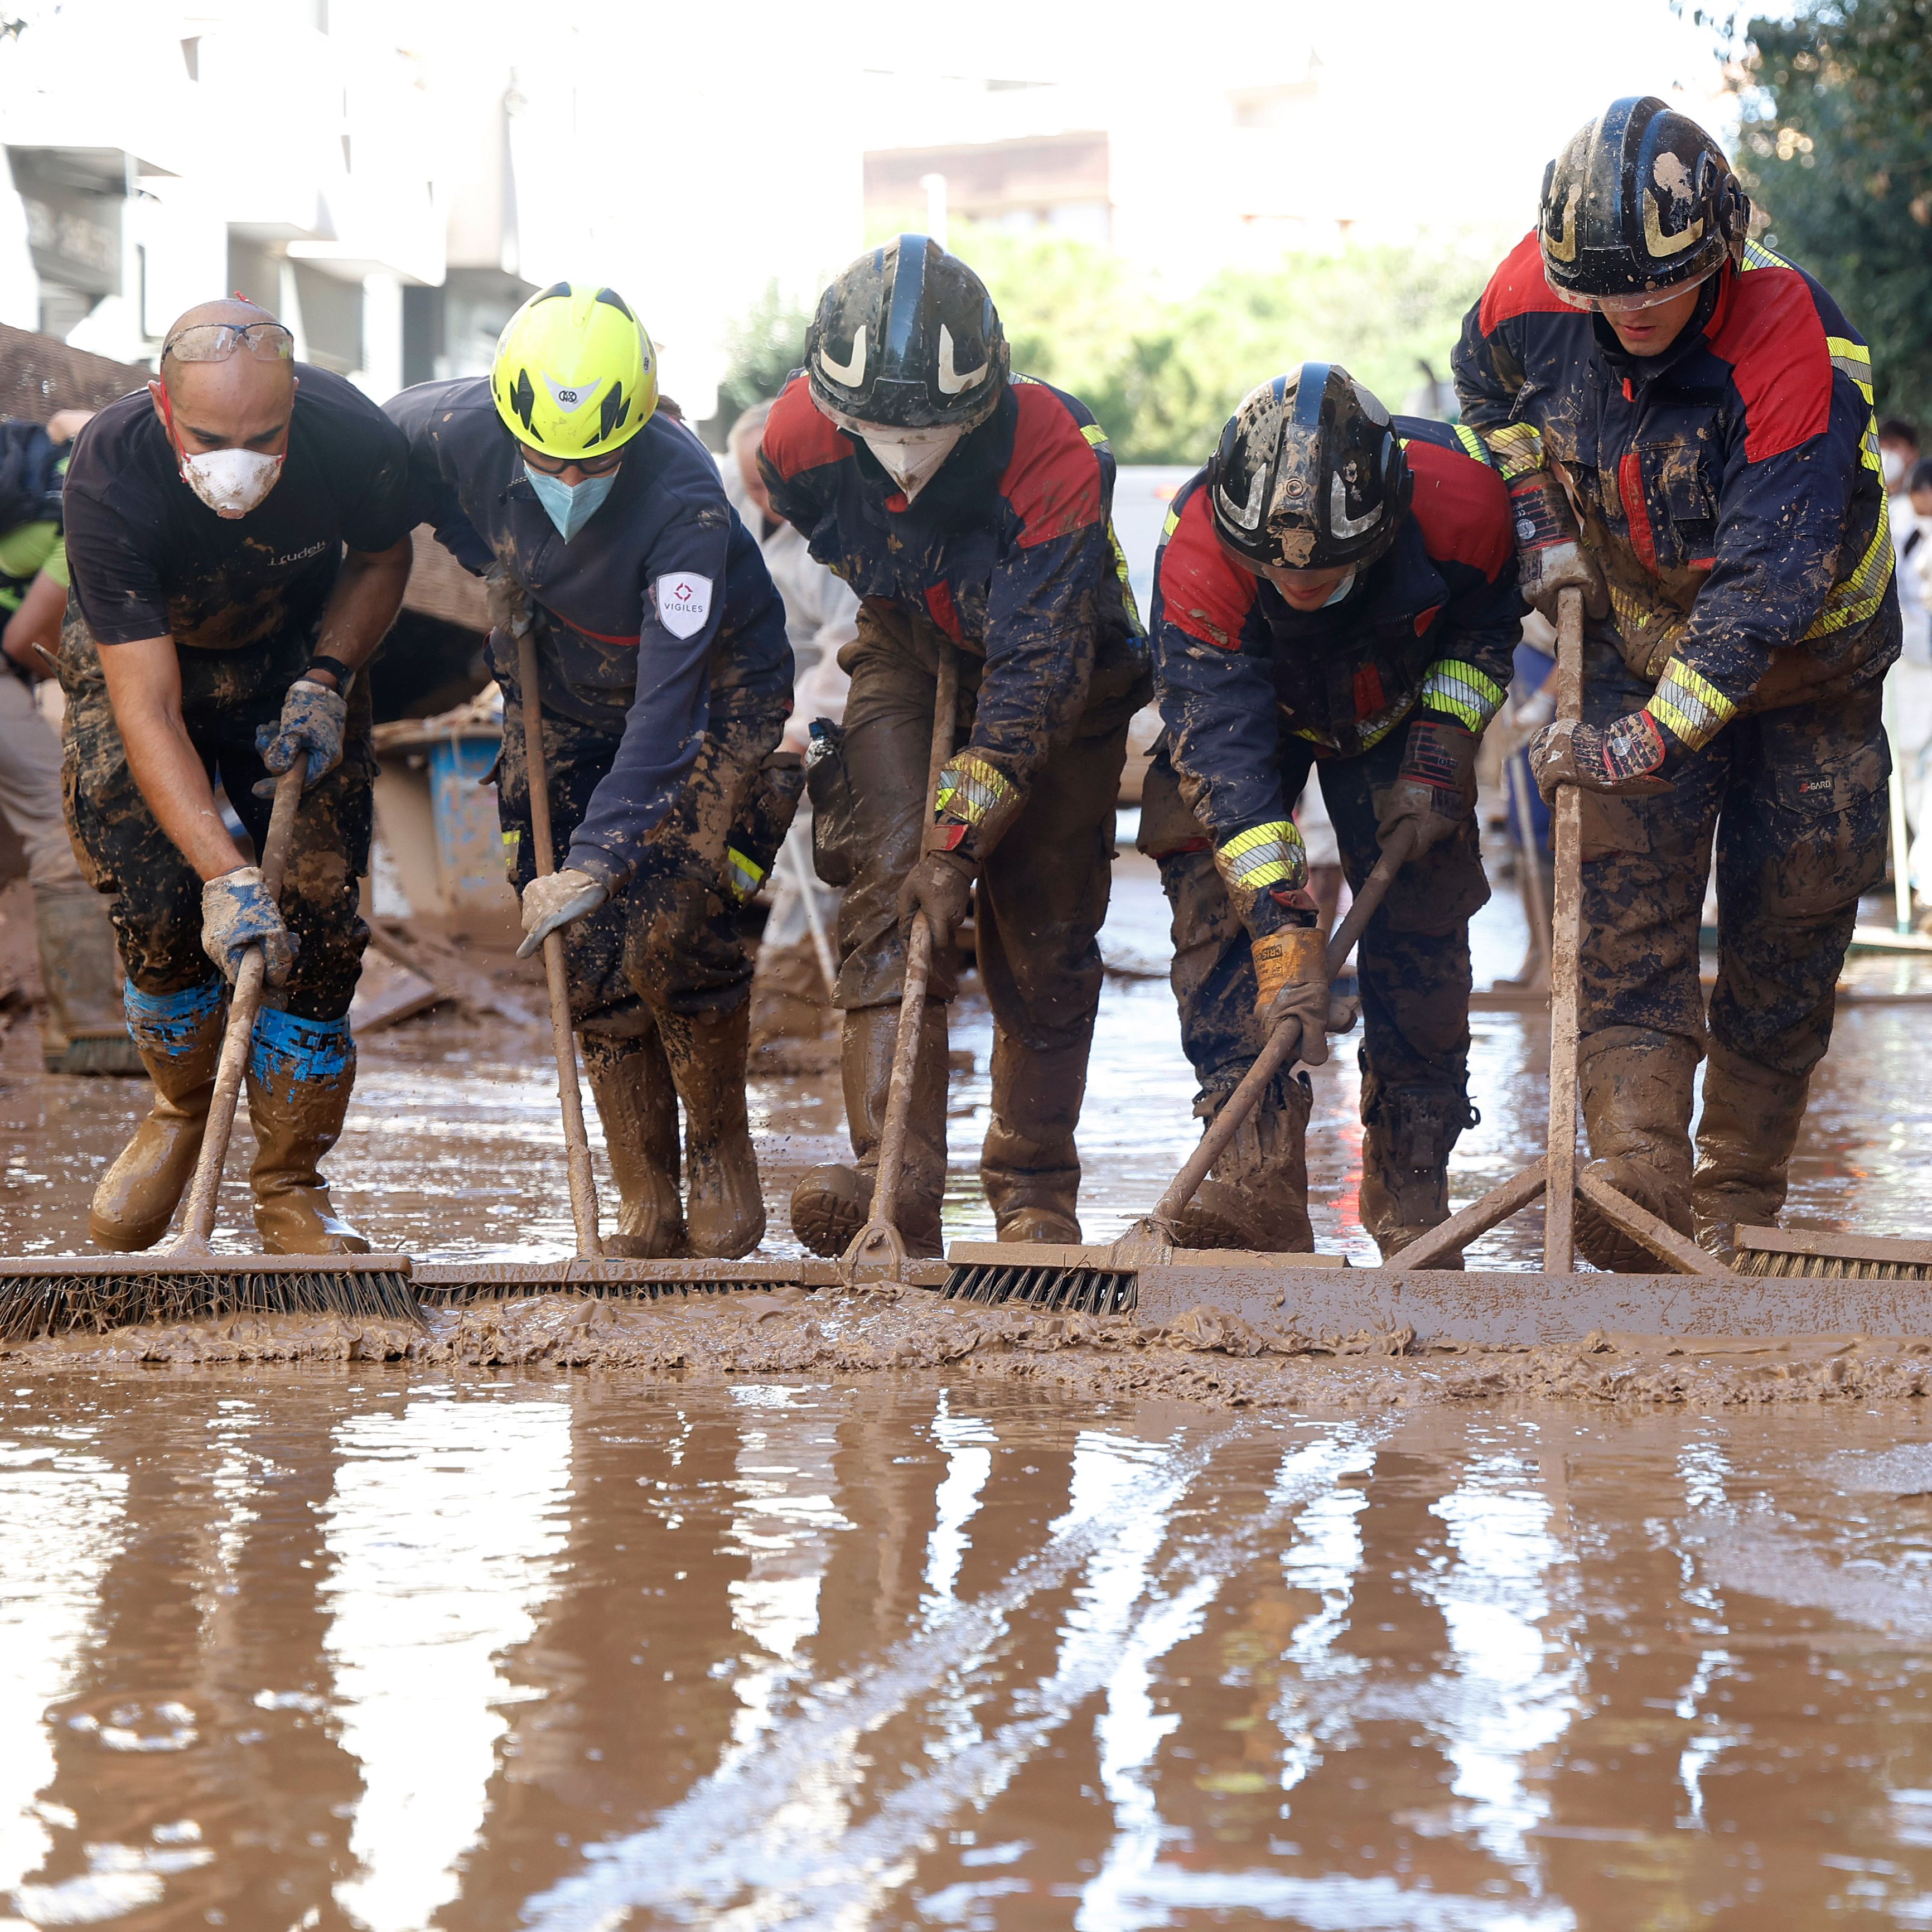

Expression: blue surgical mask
xmin=525 ymin=462 xmax=617 ymax=542
xmin=1322 ymin=570 xmax=1357 ymax=608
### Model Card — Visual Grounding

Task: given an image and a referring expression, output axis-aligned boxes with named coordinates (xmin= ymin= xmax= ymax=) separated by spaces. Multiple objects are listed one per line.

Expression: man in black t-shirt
xmin=60 ymin=298 xmax=413 ymax=1256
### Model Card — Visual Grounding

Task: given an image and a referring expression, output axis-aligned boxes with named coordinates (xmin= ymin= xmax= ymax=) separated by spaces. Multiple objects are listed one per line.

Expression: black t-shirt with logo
xmin=64 ymin=363 xmax=411 ymax=651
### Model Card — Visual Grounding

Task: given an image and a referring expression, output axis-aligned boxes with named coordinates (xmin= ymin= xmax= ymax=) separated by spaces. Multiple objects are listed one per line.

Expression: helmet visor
xmin=1550 ymin=269 xmax=1716 ymax=317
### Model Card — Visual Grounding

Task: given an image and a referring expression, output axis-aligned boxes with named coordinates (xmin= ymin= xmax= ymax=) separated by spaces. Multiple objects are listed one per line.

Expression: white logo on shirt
xmin=655 ymin=572 xmax=714 ymax=640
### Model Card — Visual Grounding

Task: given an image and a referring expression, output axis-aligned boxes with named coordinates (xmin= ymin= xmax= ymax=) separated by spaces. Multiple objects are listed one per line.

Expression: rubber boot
xmin=1359 ymin=1073 xmax=1475 ymax=1267
xmin=35 ymin=887 xmax=143 ymax=1076
xmin=88 ymin=980 xmax=226 ymax=1252
xmin=656 ymin=1000 xmax=765 ymax=1259
xmin=790 ymin=1000 xmax=947 ymax=1258
xmin=748 ymin=936 xmax=833 ymax=1046
xmin=581 ymin=1028 xmax=686 ymax=1259
xmin=1167 ymin=1066 xmax=1315 ymax=1253
xmin=1692 ymin=1044 xmax=1810 ymax=1260
xmin=245 ymin=1010 xmax=371 ymax=1254
xmin=1573 ymin=1025 xmax=1698 ymax=1272
xmin=982 ymin=1039 xmax=1087 ymax=1244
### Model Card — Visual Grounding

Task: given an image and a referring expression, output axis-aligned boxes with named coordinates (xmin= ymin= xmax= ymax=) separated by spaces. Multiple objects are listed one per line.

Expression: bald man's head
xmin=151 ymin=298 xmax=296 ymax=466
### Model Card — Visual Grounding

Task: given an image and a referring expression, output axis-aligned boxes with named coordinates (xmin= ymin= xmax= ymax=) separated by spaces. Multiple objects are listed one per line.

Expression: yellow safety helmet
xmin=491 ymin=282 xmax=658 ymax=458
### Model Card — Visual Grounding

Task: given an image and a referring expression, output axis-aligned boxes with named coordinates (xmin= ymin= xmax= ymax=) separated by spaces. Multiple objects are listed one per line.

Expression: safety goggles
xmin=162 ymin=321 xmax=296 ymax=364
xmin=1550 ymin=271 xmax=1714 ymax=318
xmin=520 ymin=443 xmax=625 ymax=477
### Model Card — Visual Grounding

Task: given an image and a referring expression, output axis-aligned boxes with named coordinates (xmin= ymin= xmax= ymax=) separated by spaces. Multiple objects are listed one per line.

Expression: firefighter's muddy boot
xmin=245 ymin=1011 xmax=371 ymax=1254
xmin=582 ymin=1027 xmax=687 ymax=1259
xmin=1166 ymin=1066 xmax=1315 ymax=1253
xmin=982 ymin=1040 xmax=1088 ymax=1245
xmin=1574 ymin=1025 xmax=1698 ymax=1272
xmin=36 ymin=886 xmax=142 ymax=1075
xmin=659 ymin=1001 xmax=765 ymax=1259
xmin=88 ymin=979 xmax=226 ymax=1252
xmin=1692 ymin=1043 xmax=1810 ymax=1260
xmin=790 ymin=999 xmax=948 ymax=1258
xmin=1360 ymin=1075 xmax=1475 ymax=1267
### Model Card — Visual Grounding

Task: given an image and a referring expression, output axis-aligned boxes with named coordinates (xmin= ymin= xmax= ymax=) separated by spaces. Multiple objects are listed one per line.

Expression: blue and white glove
xmin=254 ymin=678 xmax=347 ymax=794
xmin=201 ymin=866 xmax=297 ymax=987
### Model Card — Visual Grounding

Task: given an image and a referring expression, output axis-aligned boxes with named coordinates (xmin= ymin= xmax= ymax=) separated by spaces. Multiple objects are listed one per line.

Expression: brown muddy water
xmin=1 ymin=847 xmax=1930 ymax=1928
xmin=3 ymin=1380 xmax=1932 ymax=1929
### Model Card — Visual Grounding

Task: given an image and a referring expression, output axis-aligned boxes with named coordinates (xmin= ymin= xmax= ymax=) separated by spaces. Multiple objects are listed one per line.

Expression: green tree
xmin=1731 ymin=0 xmax=1932 ymax=422
xmin=707 ymin=281 xmax=814 ymax=445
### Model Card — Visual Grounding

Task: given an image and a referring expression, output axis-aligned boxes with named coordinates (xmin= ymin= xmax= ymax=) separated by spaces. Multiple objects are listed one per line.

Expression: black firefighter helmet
xmin=1540 ymin=96 xmax=1751 ymax=308
xmin=805 ymin=235 xmax=1010 ymax=432
xmin=1209 ymin=364 xmax=1412 ymax=574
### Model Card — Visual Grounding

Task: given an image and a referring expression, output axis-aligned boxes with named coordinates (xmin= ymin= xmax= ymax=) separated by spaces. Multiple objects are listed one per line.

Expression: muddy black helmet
xmin=1209 ymin=364 xmax=1412 ymax=574
xmin=805 ymin=235 xmax=1009 ymax=432
xmin=1540 ymin=96 xmax=1751 ymax=310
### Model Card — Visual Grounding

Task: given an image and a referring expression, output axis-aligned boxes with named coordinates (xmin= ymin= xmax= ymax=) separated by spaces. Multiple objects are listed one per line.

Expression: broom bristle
xmin=56 ymin=1033 xmax=147 ymax=1078
xmin=0 ymin=1267 xmax=420 ymax=1342
xmin=941 ymin=1258 xmax=1139 ymax=1315
xmin=410 ymin=1258 xmax=840 ymax=1307
xmin=1735 ymin=1249 xmax=1932 ymax=1282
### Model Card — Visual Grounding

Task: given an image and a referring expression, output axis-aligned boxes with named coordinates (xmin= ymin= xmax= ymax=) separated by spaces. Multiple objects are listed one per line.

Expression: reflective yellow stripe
xmin=1419 ymin=659 xmax=1507 ymax=732
xmin=1480 ymin=421 xmax=1546 ymax=480
xmin=1741 ymin=239 xmax=1791 ymax=273
xmin=1453 ymin=423 xmax=1487 ymax=464
xmin=1081 ymin=422 xmax=1108 ymax=447
xmin=1803 ymin=511 xmax=1895 ymax=639
xmin=1215 ymin=819 xmax=1307 ymax=892
xmin=1826 ymin=334 xmax=1875 ymax=404
xmin=934 ymin=752 xmax=1015 ymax=826
xmin=1108 ymin=521 xmax=1143 ymax=629
xmin=1646 ymin=658 xmax=1737 ymax=750
xmin=724 ymin=846 xmax=765 ymax=902
xmin=1162 ymin=506 xmax=1180 ymax=539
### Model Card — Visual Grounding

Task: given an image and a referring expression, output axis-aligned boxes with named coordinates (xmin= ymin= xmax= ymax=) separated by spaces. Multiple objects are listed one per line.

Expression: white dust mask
xmin=180 ymin=446 xmax=284 ymax=519
xmin=859 ymin=426 xmax=965 ymax=503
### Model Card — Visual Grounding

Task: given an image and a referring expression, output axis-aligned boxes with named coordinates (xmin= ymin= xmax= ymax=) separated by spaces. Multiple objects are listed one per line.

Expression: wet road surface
xmin=3 ymin=1379 xmax=1931 ymax=1930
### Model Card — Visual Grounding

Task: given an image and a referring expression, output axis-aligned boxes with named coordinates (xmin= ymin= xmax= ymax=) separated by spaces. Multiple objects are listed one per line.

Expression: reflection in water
xmin=322 ymin=1392 xmax=571 ymax=1932
xmin=1 ymin=1388 xmax=1930 ymax=1930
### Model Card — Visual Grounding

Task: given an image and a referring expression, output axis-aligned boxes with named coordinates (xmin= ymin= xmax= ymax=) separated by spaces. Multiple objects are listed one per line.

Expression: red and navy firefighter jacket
xmin=1151 ymin=417 xmax=1523 ymax=848
xmin=759 ymin=373 xmax=1147 ymax=815
xmin=389 ymin=378 xmax=790 ymax=886
xmin=1452 ymin=231 xmax=1898 ymax=761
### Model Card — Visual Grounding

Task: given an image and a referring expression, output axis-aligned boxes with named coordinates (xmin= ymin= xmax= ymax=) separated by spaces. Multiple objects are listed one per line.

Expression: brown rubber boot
xmin=748 ymin=936 xmax=833 ymax=1046
xmin=581 ymin=1028 xmax=686 ymax=1259
xmin=1574 ymin=1025 xmax=1699 ymax=1272
xmin=89 ymin=981 xmax=226 ymax=1252
xmin=790 ymin=1000 xmax=948 ymax=1258
xmin=657 ymin=1001 xmax=765 ymax=1259
xmin=245 ymin=1012 xmax=371 ymax=1254
xmin=1692 ymin=1044 xmax=1810 ymax=1259
xmin=1360 ymin=1075 xmax=1475 ymax=1267
xmin=35 ymin=887 xmax=143 ymax=1076
xmin=1167 ymin=1066 xmax=1315 ymax=1253
xmin=982 ymin=1039 xmax=1087 ymax=1244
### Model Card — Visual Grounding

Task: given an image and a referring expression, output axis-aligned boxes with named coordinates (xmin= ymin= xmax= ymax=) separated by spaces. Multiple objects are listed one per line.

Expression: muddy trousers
xmin=1577 ymin=651 xmax=1889 ymax=1255
xmin=815 ymin=610 xmax=1141 ymax=1242
xmin=495 ymin=666 xmax=791 ymax=1257
xmin=1139 ymin=732 xmax=1486 ymax=1255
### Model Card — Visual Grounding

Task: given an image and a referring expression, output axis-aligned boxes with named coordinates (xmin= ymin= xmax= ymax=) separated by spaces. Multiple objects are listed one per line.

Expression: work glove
xmin=202 ymin=866 xmax=297 ymax=988
xmin=1508 ymin=472 xmax=1607 ymax=622
xmin=897 ymin=850 xmax=975 ymax=950
xmin=485 ymin=563 xmax=535 ymax=641
xmin=516 ymin=867 xmax=609 ymax=958
xmin=1376 ymin=717 xmax=1480 ymax=854
xmin=1250 ymin=925 xmax=1330 ymax=1068
xmin=253 ymin=679 xmax=347 ymax=794
xmin=1527 ymin=715 xmax=1674 ymax=803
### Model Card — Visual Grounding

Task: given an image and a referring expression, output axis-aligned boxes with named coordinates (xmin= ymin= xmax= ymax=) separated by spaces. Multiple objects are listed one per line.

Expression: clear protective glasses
xmin=162 ymin=321 xmax=296 ymax=364
xmin=1551 ymin=271 xmax=1714 ymax=318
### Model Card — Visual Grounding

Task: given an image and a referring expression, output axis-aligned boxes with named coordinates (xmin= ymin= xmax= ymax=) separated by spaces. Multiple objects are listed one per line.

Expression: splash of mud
xmin=6 ymin=1288 xmax=1928 ymax=1408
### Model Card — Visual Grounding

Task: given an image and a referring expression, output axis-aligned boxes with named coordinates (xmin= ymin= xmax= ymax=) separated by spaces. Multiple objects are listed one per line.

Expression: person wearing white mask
xmin=59 ymin=297 xmax=414 ymax=1255
xmin=759 ymin=236 xmax=1150 ymax=1257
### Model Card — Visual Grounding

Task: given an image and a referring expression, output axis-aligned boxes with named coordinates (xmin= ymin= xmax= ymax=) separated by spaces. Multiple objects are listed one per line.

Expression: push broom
xmin=0 ymin=759 xmax=419 ymax=1341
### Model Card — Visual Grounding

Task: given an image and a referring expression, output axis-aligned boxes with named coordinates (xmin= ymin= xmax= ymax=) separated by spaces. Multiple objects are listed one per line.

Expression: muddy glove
xmin=516 ymin=868 xmax=609 ymax=958
xmin=1377 ymin=717 xmax=1479 ymax=853
xmin=1509 ymin=472 xmax=1607 ymax=621
xmin=1251 ymin=925 xmax=1331 ymax=1068
xmin=253 ymin=679 xmax=347 ymax=794
xmin=202 ymin=866 xmax=297 ymax=988
xmin=484 ymin=562 xmax=535 ymax=641
xmin=898 ymin=850 xmax=975 ymax=950
xmin=1528 ymin=716 xmax=1674 ymax=802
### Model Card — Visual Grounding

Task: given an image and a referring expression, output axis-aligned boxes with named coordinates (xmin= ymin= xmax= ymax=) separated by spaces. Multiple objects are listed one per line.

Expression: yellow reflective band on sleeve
xmin=1803 ymin=511 xmax=1895 ymax=639
xmin=1480 ymin=421 xmax=1546 ymax=480
xmin=1741 ymin=239 xmax=1793 ymax=273
xmin=1419 ymin=660 xmax=1507 ymax=732
xmin=1826 ymin=335 xmax=1875 ymax=404
xmin=934 ymin=752 xmax=1016 ymax=827
xmin=502 ymin=828 xmax=521 ymax=878
xmin=1081 ymin=423 xmax=1108 ymax=447
xmin=724 ymin=846 xmax=766 ymax=904
xmin=1214 ymin=819 xmax=1308 ymax=893
xmin=1107 ymin=524 xmax=1144 ymax=629
xmin=1162 ymin=506 xmax=1180 ymax=540
xmin=1646 ymin=658 xmax=1738 ymax=751
xmin=1453 ymin=423 xmax=1487 ymax=465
